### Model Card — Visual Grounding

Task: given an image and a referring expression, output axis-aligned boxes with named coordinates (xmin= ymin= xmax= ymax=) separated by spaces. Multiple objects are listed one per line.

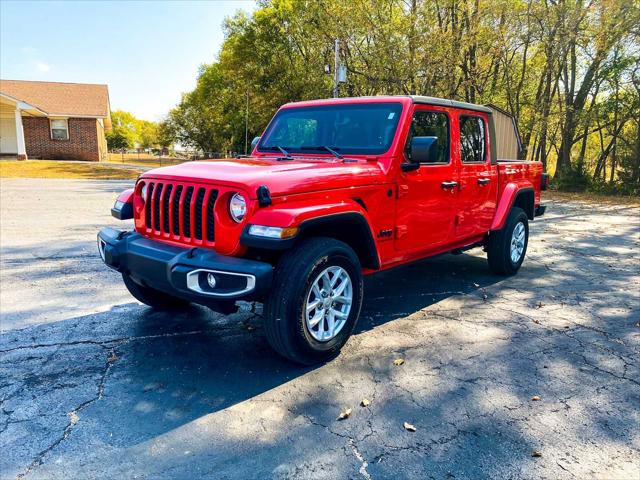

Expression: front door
xmin=455 ymin=113 xmax=498 ymax=240
xmin=395 ymin=107 xmax=458 ymax=254
xmin=0 ymin=115 xmax=17 ymax=154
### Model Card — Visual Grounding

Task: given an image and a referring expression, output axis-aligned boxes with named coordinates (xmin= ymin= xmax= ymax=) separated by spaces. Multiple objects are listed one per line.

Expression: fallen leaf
xmin=531 ymin=395 xmax=541 ymax=401
xmin=68 ymin=411 xmax=79 ymax=425
xmin=403 ymin=422 xmax=416 ymax=432
xmin=361 ymin=398 xmax=371 ymax=407
xmin=393 ymin=358 xmax=405 ymax=366
xmin=337 ymin=408 xmax=352 ymax=420
xmin=531 ymin=450 xmax=542 ymax=458
xmin=107 ymin=353 xmax=119 ymax=364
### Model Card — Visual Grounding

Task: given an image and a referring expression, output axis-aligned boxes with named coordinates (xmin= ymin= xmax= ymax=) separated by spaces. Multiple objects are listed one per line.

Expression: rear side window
xmin=404 ymin=111 xmax=449 ymax=164
xmin=460 ymin=116 xmax=486 ymax=163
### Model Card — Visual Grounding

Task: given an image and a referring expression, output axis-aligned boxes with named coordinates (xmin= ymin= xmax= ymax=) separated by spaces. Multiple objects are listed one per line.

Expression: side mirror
xmin=251 ymin=136 xmax=260 ymax=150
xmin=410 ymin=136 xmax=439 ymax=164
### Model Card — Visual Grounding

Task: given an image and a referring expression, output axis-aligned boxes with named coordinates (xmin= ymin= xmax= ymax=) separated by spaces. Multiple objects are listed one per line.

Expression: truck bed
xmin=497 ymin=160 xmax=544 ymax=207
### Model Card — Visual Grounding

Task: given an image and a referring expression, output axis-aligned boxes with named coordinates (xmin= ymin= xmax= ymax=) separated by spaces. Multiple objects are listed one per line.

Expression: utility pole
xmin=333 ymin=39 xmax=340 ymax=98
xmin=244 ymin=90 xmax=249 ymax=155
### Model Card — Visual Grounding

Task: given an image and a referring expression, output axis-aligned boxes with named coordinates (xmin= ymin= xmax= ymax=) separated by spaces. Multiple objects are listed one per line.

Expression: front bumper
xmin=97 ymin=228 xmax=273 ymax=305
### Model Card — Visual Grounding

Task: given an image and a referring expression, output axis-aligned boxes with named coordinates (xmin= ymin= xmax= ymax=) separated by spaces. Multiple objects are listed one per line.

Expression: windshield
xmin=258 ymin=102 xmax=403 ymax=156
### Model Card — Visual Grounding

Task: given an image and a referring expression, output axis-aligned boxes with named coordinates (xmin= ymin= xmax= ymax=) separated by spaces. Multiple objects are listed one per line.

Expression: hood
xmin=140 ymin=157 xmax=386 ymax=198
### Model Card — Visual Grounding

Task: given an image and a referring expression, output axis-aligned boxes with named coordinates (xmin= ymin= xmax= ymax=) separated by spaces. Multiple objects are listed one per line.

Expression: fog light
xmin=206 ymin=273 xmax=217 ymax=289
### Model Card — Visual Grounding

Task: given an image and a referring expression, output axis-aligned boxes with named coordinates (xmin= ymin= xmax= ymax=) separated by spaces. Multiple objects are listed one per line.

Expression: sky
xmin=0 ymin=0 xmax=256 ymax=121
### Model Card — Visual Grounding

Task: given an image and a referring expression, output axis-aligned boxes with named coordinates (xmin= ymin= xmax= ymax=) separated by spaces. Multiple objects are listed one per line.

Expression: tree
xmin=137 ymin=120 xmax=159 ymax=149
xmin=157 ymin=119 xmax=176 ymax=149
xmin=106 ymin=110 xmax=162 ymax=150
xmin=106 ymin=110 xmax=138 ymax=150
xmin=164 ymin=0 xmax=640 ymax=193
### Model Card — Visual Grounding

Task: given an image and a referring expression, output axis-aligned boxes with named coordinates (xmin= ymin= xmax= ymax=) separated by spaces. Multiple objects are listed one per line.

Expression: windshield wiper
xmin=275 ymin=145 xmax=294 ymax=160
xmin=300 ymin=145 xmax=343 ymax=159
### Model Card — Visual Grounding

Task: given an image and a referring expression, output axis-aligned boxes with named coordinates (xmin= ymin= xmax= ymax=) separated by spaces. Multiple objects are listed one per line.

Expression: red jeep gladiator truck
xmin=98 ymin=96 xmax=547 ymax=364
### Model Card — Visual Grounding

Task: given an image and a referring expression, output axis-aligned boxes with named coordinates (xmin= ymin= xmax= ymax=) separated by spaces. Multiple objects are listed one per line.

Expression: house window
xmin=50 ymin=119 xmax=69 ymax=140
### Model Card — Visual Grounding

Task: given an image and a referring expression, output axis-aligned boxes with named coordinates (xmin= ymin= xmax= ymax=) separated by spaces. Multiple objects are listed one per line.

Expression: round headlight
xmin=229 ymin=193 xmax=247 ymax=223
xmin=140 ymin=183 xmax=148 ymax=202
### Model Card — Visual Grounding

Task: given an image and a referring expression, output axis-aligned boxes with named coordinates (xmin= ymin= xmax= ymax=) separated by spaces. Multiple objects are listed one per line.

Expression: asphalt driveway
xmin=1 ymin=178 xmax=639 ymax=479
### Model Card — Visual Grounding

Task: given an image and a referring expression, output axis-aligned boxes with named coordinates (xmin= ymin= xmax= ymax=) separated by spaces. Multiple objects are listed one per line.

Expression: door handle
xmin=441 ymin=181 xmax=458 ymax=190
xmin=478 ymin=178 xmax=491 ymax=186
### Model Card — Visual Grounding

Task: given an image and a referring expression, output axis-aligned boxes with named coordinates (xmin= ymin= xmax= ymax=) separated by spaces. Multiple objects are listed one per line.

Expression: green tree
xmin=137 ymin=120 xmax=159 ymax=149
xmin=106 ymin=110 xmax=138 ymax=150
xmin=165 ymin=0 xmax=640 ymax=193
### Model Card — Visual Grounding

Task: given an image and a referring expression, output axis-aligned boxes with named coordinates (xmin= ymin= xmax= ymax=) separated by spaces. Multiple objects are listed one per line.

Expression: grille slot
xmin=194 ymin=188 xmax=205 ymax=240
xmin=172 ymin=185 xmax=183 ymax=235
xmin=145 ymin=183 xmax=154 ymax=228
xmin=182 ymin=186 xmax=194 ymax=238
xmin=162 ymin=184 xmax=173 ymax=233
xmin=206 ymin=190 xmax=218 ymax=242
xmin=153 ymin=183 xmax=163 ymax=231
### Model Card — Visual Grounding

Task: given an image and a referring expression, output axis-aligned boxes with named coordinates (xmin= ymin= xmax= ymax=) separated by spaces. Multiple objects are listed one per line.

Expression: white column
xmin=15 ymin=108 xmax=27 ymax=160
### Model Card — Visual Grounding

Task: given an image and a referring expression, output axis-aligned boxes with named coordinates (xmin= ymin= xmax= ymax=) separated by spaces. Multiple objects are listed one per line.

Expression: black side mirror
xmin=410 ymin=136 xmax=439 ymax=164
xmin=251 ymin=136 xmax=261 ymax=150
xmin=402 ymin=136 xmax=439 ymax=172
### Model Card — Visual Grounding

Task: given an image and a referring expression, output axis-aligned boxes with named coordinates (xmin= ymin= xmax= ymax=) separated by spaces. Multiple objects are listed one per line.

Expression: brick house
xmin=0 ymin=80 xmax=111 ymax=161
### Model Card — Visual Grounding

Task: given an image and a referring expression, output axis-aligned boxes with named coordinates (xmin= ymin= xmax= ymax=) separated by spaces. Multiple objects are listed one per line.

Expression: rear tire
xmin=486 ymin=207 xmax=529 ymax=275
xmin=122 ymin=273 xmax=190 ymax=310
xmin=264 ymin=237 xmax=364 ymax=365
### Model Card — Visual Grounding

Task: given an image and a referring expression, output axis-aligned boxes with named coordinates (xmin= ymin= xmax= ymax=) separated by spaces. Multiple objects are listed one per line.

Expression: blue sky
xmin=0 ymin=1 xmax=256 ymax=120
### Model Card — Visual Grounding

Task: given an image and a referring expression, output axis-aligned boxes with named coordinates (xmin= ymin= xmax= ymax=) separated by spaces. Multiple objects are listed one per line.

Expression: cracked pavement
xmin=1 ymin=178 xmax=639 ymax=479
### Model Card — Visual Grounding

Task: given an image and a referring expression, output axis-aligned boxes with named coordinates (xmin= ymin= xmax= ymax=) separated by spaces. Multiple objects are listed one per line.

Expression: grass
xmin=0 ymin=160 xmax=144 ymax=180
xmin=105 ymin=152 xmax=187 ymax=168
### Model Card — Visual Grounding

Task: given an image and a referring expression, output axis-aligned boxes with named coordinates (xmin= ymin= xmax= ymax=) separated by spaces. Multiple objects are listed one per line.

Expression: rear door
xmin=455 ymin=113 xmax=498 ymax=240
xmin=395 ymin=106 xmax=458 ymax=253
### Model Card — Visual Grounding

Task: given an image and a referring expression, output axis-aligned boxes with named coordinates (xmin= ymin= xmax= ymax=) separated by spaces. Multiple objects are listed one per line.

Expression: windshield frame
xmin=256 ymin=101 xmax=405 ymax=157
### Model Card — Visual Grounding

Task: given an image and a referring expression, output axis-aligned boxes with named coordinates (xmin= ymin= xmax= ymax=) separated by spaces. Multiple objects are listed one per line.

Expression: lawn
xmin=0 ymin=160 xmax=144 ymax=180
xmin=105 ymin=152 xmax=188 ymax=168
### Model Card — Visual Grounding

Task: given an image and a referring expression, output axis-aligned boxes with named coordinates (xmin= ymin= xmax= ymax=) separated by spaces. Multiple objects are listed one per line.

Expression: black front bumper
xmin=97 ymin=228 xmax=273 ymax=306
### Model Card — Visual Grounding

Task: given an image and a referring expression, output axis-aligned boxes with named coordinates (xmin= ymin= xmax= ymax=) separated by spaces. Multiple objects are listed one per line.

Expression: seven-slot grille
xmin=143 ymin=181 xmax=218 ymax=245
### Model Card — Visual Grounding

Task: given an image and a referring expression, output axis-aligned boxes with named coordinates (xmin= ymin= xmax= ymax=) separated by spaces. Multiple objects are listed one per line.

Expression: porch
xmin=0 ymin=93 xmax=47 ymax=160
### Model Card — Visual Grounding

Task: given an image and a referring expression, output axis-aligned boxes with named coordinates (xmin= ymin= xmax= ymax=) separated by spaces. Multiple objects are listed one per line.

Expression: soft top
xmin=282 ymin=95 xmax=493 ymax=114
xmin=409 ymin=95 xmax=493 ymax=114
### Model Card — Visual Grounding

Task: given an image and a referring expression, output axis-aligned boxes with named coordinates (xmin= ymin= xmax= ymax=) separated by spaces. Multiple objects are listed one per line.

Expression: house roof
xmin=0 ymin=79 xmax=110 ymax=118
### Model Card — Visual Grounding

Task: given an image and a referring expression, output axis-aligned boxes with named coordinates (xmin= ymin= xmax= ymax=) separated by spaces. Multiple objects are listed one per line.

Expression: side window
xmin=404 ymin=111 xmax=449 ymax=164
xmin=460 ymin=116 xmax=486 ymax=163
xmin=50 ymin=119 xmax=69 ymax=140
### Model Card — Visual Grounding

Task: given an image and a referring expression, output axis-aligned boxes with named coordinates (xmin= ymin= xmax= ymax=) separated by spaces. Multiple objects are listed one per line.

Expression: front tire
xmin=264 ymin=237 xmax=364 ymax=365
xmin=122 ymin=273 xmax=190 ymax=310
xmin=486 ymin=207 xmax=529 ymax=275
